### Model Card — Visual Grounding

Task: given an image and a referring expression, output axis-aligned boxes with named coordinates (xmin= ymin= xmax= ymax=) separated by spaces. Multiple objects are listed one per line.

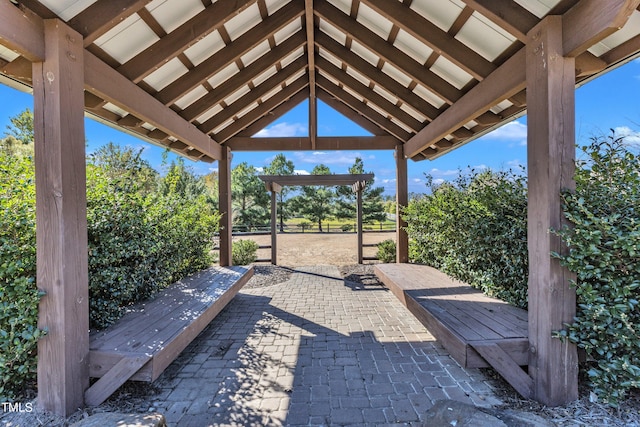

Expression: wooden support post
xmin=270 ymin=189 xmax=277 ymax=265
xmin=357 ymin=185 xmax=363 ymax=264
xmin=395 ymin=145 xmax=409 ymax=263
xmin=526 ymin=16 xmax=578 ymax=406
xmin=33 ymin=19 xmax=89 ymax=416
xmin=219 ymin=147 xmax=232 ymax=266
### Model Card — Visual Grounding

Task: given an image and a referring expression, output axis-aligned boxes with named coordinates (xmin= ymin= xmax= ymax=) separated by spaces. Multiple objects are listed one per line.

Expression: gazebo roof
xmin=1 ymin=0 xmax=639 ymax=162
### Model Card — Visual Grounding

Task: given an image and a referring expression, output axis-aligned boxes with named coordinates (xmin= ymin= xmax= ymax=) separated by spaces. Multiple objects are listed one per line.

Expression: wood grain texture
xmin=34 ymin=19 xmax=89 ymax=416
xmin=395 ymin=145 xmax=409 ymax=263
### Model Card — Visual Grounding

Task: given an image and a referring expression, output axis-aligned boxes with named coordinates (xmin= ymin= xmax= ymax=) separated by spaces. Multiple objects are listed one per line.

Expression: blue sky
xmin=1 ymin=57 xmax=639 ymax=195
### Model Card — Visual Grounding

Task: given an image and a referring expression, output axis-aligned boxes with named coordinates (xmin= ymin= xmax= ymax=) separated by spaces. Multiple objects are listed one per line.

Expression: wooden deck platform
xmin=86 ymin=265 xmax=253 ymax=406
xmin=375 ymin=263 xmax=534 ymax=398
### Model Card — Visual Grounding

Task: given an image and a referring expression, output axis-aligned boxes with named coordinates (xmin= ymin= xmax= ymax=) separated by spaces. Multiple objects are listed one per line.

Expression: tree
xmin=335 ymin=157 xmax=387 ymax=224
xmin=89 ymin=142 xmax=158 ymax=194
xmin=291 ymin=164 xmax=335 ymax=232
xmin=231 ymin=162 xmax=269 ymax=231
xmin=4 ymin=108 xmax=34 ymax=145
xmin=264 ymin=154 xmax=296 ymax=232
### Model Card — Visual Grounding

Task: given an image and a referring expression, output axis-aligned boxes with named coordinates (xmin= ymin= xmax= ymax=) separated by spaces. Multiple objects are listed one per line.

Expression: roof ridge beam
xmin=117 ymin=0 xmax=258 ymax=82
xmin=157 ymin=0 xmax=305 ymax=106
xmin=361 ymin=0 xmax=495 ymax=80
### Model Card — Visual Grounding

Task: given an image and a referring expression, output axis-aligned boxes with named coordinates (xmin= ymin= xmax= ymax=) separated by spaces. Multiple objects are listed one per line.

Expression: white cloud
xmin=294 ymin=151 xmax=364 ymax=165
xmin=614 ymin=126 xmax=640 ymax=145
xmin=294 ymin=169 xmax=310 ymax=175
xmin=255 ymin=166 xmax=264 ymax=173
xmin=483 ymin=120 xmax=528 ymax=146
xmin=432 ymin=178 xmax=445 ymax=185
xmin=253 ymin=122 xmax=307 ymax=137
xmin=428 ymin=168 xmax=458 ymax=177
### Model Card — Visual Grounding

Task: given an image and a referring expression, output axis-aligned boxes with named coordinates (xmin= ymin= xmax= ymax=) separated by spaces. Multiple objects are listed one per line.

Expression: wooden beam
xmin=315 ymin=0 xmax=461 ymax=104
xmin=356 ymin=186 xmax=363 ymax=264
xmin=117 ymin=0 xmax=257 ymax=82
xmin=156 ymin=1 xmax=305 ymax=105
xmin=180 ymin=32 xmax=306 ymax=121
xmin=237 ymin=91 xmax=308 ymax=137
xmin=1 ymin=56 xmax=32 ymax=83
xmin=315 ymin=32 xmax=440 ymax=120
xmin=0 ymin=1 xmax=44 ymax=62
xmin=316 ymin=57 xmax=423 ymax=132
xmin=219 ymin=147 xmax=232 ymax=266
xmin=562 ymin=0 xmax=639 ymax=57
xmin=305 ymin=0 xmax=317 ymax=149
xmin=526 ymin=16 xmax=578 ymax=406
xmin=67 ymin=0 xmax=151 ymax=46
xmin=395 ymin=144 xmax=408 ymax=263
xmin=362 ymin=0 xmax=495 ymax=80
xmin=84 ymin=51 xmax=222 ymax=159
xmin=270 ymin=189 xmax=277 ymax=265
xmin=34 ymin=19 xmax=89 ymax=416
xmin=316 ymin=74 xmax=413 ymax=141
xmin=404 ymin=47 xmax=526 ymax=158
xmin=259 ymin=173 xmax=373 ymax=186
xmin=461 ymin=0 xmax=538 ymax=42
xmin=213 ymin=77 xmax=308 ymax=142
xmin=228 ymin=136 xmax=398 ymax=151
xmin=316 ymin=89 xmax=390 ymax=137
xmin=199 ymin=56 xmax=307 ymax=133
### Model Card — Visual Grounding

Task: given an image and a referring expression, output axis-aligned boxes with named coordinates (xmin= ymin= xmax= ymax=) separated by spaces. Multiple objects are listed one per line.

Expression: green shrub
xmin=554 ymin=134 xmax=640 ymax=405
xmin=0 ymin=154 xmax=42 ymax=400
xmin=298 ymin=221 xmax=312 ymax=232
xmin=403 ymin=168 xmax=528 ymax=308
xmin=232 ymin=239 xmax=259 ymax=265
xmin=376 ymin=239 xmax=396 ymax=263
xmin=341 ymin=224 xmax=353 ymax=232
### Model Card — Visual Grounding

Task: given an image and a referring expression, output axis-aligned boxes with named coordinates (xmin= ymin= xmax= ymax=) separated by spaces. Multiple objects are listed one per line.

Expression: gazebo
xmin=1 ymin=0 xmax=640 ymax=416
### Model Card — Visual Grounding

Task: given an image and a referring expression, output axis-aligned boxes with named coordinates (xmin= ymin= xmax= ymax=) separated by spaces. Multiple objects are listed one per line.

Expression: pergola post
xmin=266 ymin=182 xmax=281 ymax=265
xmin=33 ymin=19 xmax=89 ymax=416
xmin=219 ymin=147 xmax=233 ymax=266
xmin=395 ymin=144 xmax=409 ymax=263
xmin=526 ymin=16 xmax=578 ymax=406
xmin=354 ymin=181 xmax=364 ymax=264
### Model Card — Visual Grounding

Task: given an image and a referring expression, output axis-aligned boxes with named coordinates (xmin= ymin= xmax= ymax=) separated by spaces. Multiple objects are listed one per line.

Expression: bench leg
xmin=85 ymin=355 xmax=151 ymax=407
xmin=471 ymin=342 xmax=533 ymax=399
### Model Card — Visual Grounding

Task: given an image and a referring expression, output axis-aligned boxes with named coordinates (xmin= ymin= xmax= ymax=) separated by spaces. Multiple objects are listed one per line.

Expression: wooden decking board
xmin=88 ymin=265 xmax=253 ymax=391
xmin=91 ymin=267 xmax=248 ymax=353
xmin=374 ymin=263 xmax=530 ymax=371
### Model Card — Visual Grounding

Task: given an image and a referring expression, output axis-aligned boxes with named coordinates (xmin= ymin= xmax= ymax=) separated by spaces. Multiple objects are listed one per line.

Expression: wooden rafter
xmin=238 ymin=90 xmax=309 ymax=137
xmin=316 ymin=88 xmax=391 ymax=137
xmin=316 ymin=74 xmax=412 ymax=141
xmin=315 ymin=0 xmax=461 ymax=105
xmin=227 ymin=136 xmax=397 ymax=151
xmin=117 ymin=0 xmax=257 ymax=82
xmin=156 ymin=1 xmax=305 ymax=105
xmin=305 ymin=0 xmax=317 ymax=149
xmin=362 ymin=0 xmax=495 ymax=80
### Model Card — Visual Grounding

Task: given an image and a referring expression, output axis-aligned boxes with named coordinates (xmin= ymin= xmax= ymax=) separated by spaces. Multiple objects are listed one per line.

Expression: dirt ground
xmin=233 ymin=231 xmax=395 ymax=266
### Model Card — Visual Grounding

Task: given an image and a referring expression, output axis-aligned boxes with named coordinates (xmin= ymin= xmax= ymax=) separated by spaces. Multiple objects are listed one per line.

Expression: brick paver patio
xmin=151 ymin=265 xmax=502 ymax=426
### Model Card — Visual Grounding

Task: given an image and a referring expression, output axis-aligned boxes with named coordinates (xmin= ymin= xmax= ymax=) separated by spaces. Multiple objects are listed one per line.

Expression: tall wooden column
xmin=355 ymin=182 xmax=364 ymax=264
xmin=33 ymin=19 xmax=89 ymax=416
xmin=395 ymin=145 xmax=409 ymax=263
xmin=526 ymin=16 xmax=578 ymax=406
xmin=219 ymin=147 xmax=233 ymax=266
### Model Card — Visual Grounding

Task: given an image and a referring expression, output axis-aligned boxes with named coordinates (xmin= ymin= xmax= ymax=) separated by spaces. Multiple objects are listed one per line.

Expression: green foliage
xmin=291 ymin=164 xmax=335 ymax=232
xmin=341 ymin=224 xmax=353 ymax=232
xmin=231 ymin=162 xmax=269 ymax=231
xmin=87 ymin=147 xmax=220 ymax=328
xmin=403 ymin=168 xmax=528 ymax=308
xmin=0 ymin=153 xmax=41 ymax=400
xmin=232 ymin=239 xmax=259 ymax=265
xmin=335 ymin=158 xmax=387 ymax=224
xmin=264 ymin=154 xmax=296 ymax=232
xmin=376 ymin=239 xmax=396 ymax=263
xmin=4 ymin=108 xmax=34 ymax=145
xmin=298 ymin=220 xmax=312 ymax=232
xmin=553 ymin=134 xmax=640 ymax=405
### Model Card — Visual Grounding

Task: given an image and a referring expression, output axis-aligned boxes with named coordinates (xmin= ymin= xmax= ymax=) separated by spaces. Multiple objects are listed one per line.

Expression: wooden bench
xmin=375 ymin=263 xmax=534 ymax=398
xmin=85 ymin=265 xmax=254 ymax=406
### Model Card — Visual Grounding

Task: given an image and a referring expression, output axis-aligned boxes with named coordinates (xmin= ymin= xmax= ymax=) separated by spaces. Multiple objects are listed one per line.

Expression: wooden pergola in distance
xmin=259 ymin=173 xmax=374 ymax=264
xmin=1 ymin=0 xmax=640 ymax=415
